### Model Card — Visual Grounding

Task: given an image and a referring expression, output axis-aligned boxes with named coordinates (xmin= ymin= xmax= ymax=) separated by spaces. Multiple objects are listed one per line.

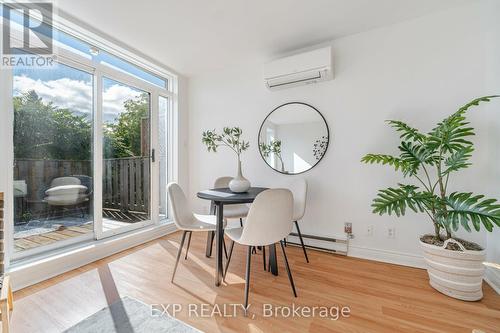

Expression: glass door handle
xmin=151 ymin=149 xmax=156 ymax=162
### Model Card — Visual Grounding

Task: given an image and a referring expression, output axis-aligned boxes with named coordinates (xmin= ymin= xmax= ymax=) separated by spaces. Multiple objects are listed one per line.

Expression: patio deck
xmin=14 ymin=209 xmax=149 ymax=252
xmin=14 ymin=223 xmax=94 ymax=251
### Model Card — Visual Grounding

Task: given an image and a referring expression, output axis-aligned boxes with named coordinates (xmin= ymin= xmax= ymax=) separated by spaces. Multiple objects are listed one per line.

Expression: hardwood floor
xmin=11 ymin=231 xmax=500 ymax=333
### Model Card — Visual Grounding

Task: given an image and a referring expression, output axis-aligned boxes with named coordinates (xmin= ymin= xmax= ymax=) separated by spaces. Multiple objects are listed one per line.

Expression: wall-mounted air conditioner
xmin=263 ymin=46 xmax=333 ymax=90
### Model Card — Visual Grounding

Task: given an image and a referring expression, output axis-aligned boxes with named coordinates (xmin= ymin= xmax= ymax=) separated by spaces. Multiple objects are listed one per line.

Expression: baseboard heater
xmin=285 ymin=232 xmax=348 ymax=255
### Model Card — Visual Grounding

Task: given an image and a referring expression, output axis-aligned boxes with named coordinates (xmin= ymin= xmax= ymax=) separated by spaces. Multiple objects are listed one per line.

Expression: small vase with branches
xmin=202 ymin=127 xmax=251 ymax=192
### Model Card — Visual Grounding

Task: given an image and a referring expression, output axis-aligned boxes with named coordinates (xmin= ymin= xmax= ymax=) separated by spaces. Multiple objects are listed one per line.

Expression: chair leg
xmin=0 ymin=275 xmax=13 ymax=333
xmin=207 ymin=230 xmax=228 ymax=259
xmin=283 ymin=238 xmax=287 ymax=247
xmin=171 ymin=231 xmax=188 ymax=282
xmin=244 ymin=246 xmax=252 ymax=316
xmin=223 ymin=240 xmax=235 ymax=279
xmin=46 ymin=207 xmax=54 ymax=221
xmin=294 ymin=221 xmax=309 ymax=263
xmin=184 ymin=231 xmax=192 ymax=260
xmin=7 ymin=284 xmax=13 ymax=312
xmin=239 ymin=218 xmax=243 ymax=227
xmin=279 ymin=240 xmax=297 ymax=297
xmin=223 ymin=238 xmax=228 ymax=259
xmin=267 ymin=246 xmax=271 ymax=272
xmin=206 ymin=231 xmax=215 ymax=257
xmin=1 ymin=301 xmax=9 ymax=333
xmin=262 ymin=245 xmax=266 ymax=270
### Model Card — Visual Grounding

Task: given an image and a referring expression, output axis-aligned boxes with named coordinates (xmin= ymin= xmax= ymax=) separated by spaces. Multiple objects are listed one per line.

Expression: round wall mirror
xmin=258 ymin=102 xmax=329 ymax=174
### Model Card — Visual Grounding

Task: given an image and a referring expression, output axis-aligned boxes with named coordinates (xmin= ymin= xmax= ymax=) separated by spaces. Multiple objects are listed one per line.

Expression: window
xmin=3 ymin=5 xmax=167 ymax=88
xmin=5 ymin=7 xmax=175 ymax=260
xmin=54 ymin=30 xmax=168 ymax=89
xmin=101 ymin=78 xmax=152 ymax=235
xmin=98 ymin=50 xmax=167 ymax=89
xmin=266 ymin=127 xmax=277 ymax=169
xmin=158 ymin=96 xmax=169 ymax=221
xmin=53 ymin=29 xmax=168 ymax=88
xmin=13 ymin=62 xmax=94 ymax=253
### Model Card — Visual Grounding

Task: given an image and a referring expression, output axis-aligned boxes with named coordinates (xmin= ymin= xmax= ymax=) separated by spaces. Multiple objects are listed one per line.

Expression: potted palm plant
xmin=362 ymin=96 xmax=500 ymax=301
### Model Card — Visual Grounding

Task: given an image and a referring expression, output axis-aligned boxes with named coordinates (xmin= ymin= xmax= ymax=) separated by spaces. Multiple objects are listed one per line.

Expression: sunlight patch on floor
xmin=248 ymin=323 xmax=265 ymax=333
xmin=222 ymin=272 xmax=246 ymax=284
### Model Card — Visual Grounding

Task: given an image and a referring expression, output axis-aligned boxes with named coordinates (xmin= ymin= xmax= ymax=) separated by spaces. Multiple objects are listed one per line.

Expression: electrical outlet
xmin=344 ymin=222 xmax=354 ymax=239
xmin=387 ymin=227 xmax=396 ymax=239
xmin=344 ymin=222 xmax=352 ymax=234
xmin=366 ymin=225 xmax=373 ymax=236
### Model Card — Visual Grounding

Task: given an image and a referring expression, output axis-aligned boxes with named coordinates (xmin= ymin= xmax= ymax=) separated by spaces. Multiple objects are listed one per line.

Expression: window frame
xmin=96 ymin=75 xmax=154 ymax=240
xmin=3 ymin=9 xmax=178 ymax=262
xmin=157 ymin=94 xmax=171 ymax=222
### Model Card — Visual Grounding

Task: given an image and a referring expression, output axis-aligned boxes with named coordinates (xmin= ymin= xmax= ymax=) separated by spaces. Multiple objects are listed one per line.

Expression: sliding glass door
xmin=11 ymin=63 xmax=171 ymax=259
xmin=6 ymin=9 xmax=174 ymax=260
xmin=100 ymin=77 xmax=152 ymax=236
xmin=12 ymin=62 xmax=94 ymax=254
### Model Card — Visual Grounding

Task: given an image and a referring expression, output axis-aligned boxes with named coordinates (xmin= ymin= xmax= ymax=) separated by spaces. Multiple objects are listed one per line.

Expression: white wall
xmin=188 ymin=2 xmax=500 ymax=268
xmin=482 ymin=0 xmax=500 ymax=293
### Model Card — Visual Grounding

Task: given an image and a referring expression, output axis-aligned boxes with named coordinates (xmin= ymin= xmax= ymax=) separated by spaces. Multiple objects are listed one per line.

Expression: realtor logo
xmin=2 ymin=2 xmax=53 ymax=54
xmin=2 ymin=2 xmax=55 ymax=68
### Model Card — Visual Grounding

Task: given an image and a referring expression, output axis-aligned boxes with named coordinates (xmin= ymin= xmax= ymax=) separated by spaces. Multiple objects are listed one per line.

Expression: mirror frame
xmin=258 ymin=102 xmax=330 ymax=175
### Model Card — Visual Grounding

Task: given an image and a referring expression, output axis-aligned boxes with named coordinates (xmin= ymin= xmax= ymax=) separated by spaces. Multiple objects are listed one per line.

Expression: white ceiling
xmin=56 ymin=0 xmax=473 ymax=77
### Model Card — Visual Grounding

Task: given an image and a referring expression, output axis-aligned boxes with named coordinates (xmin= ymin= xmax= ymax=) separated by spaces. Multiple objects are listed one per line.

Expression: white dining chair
xmin=206 ymin=176 xmax=250 ymax=257
xmin=168 ymin=182 xmax=226 ymax=282
xmin=286 ymin=178 xmax=309 ymax=263
xmin=214 ymin=176 xmax=249 ymax=225
xmin=224 ymin=188 xmax=296 ymax=312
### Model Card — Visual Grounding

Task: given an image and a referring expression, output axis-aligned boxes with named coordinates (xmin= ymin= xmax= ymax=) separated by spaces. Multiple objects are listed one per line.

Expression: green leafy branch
xmin=202 ymin=127 xmax=250 ymax=161
xmin=260 ymin=139 xmax=285 ymax=171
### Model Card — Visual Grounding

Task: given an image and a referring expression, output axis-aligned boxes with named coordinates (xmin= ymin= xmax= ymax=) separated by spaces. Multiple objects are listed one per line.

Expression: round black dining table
xmin=197 ymin=187 xmax=279 ymax=286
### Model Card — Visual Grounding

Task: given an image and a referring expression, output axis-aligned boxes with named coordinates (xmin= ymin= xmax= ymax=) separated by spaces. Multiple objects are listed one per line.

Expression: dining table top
xmin=196 ymin=187 xmax=268 ymax=204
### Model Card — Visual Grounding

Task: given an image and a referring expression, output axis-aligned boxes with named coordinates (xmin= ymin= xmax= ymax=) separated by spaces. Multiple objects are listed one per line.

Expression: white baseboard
xmin=484 ymin=266 xmax=500 ymax=295
xmin=9 ymin=223 xmax=177 ymax=291
xmin=348 ymin=245 xmax=426 ymax=269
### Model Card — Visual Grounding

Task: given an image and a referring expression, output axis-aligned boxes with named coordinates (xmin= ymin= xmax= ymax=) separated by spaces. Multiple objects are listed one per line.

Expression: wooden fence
xmin=14 ymin=157 xmax=149 ymax=214
xmin=102 ymin=157 xmax=149 ymax=213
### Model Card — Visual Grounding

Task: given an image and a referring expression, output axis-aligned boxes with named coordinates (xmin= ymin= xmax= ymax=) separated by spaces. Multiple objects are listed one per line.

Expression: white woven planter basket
xmin=420 ymin=238 xmax=486 ymax=301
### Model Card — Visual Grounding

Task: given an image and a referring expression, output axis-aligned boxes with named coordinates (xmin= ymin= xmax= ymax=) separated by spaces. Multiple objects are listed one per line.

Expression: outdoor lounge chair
xmin=44 ymin=177 xmax=89 ymax=219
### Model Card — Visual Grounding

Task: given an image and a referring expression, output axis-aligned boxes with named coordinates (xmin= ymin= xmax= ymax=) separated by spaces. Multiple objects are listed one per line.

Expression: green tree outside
xmin=14 ymin=90 xmax=149 ymax=161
